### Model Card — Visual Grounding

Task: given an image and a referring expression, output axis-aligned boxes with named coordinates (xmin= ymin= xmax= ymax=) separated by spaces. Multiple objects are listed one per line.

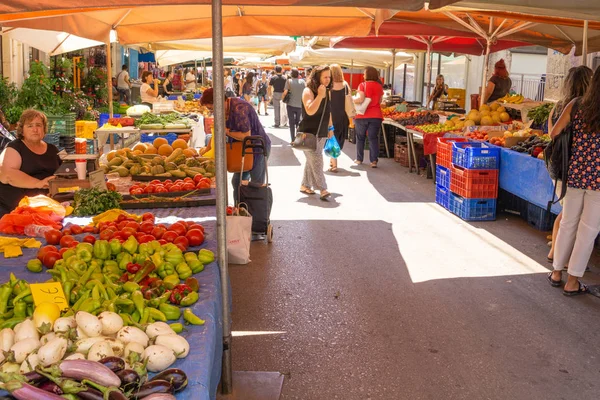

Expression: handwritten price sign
xmin=30 ymin=282 xmax=69 ymax=311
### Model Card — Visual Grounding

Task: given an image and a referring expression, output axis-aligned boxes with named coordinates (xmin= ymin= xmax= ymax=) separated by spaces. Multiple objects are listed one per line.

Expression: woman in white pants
xmin=548 ymin=72 xmax=600 ymax=296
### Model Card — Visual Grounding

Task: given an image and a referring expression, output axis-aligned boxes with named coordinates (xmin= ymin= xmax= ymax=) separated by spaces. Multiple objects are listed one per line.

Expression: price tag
xmin=88 ymin=170 xmax=107 ymax=190
xmin=30 ymin=282 xmax=69 ymax=311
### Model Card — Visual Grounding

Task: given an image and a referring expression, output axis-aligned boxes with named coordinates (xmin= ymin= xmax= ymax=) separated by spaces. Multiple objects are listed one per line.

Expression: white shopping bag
xmin=226 ymin=214 xmax=253 ymax=264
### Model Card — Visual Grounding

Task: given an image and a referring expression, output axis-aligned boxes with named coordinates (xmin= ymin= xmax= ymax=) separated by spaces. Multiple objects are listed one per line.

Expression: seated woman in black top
xmin=0 ymin=109 xmax=61 ymax=217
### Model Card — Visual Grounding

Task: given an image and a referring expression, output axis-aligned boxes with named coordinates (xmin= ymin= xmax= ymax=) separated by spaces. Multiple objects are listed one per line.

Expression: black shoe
xmin=272 ymin=125 xmax=280 ymax=128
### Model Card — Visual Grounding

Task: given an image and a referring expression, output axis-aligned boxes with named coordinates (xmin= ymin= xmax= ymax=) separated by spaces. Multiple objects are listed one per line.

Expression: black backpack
xmin=257 ymin=81 xmax=267 ymax=96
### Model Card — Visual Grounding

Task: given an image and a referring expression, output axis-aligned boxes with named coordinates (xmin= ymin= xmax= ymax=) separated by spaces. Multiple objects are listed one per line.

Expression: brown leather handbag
xmin=226 ymin=139 xmax=254 ymax=173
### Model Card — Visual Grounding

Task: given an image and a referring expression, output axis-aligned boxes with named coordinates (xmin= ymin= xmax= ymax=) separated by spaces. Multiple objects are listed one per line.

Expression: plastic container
xmin=450 ymin=165 xmax=498 ymax=199
xmin=449 ymin=192 xmax=497 ymax=221
xmin=435 ymin=165 xmax=451 ymax=190
xmin=527 ymin=202 xmax=556 ymax=231
xmin=435 ymin=184 xmax=450 ymax=210
xmin=98 ymin=113 xmax=121 ymax=127
xmin=452 ymin=142 xmax=500 ymax=170
xmin=436 ymin=137 xmax=468 ymax=169
xmin=24 ymin=225 xmax=53 ymax=237
xmin=140 ymin=133 xmax=178 ymax=145
xmin=75 ymin=121 xmax=86 ymax=138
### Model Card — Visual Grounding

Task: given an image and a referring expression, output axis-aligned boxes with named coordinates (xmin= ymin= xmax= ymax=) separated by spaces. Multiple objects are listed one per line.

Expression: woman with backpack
xmin=256 ymin=71 xmax=270 ymax=115
xmin=547 ymin=69 xmax=600 ymax=296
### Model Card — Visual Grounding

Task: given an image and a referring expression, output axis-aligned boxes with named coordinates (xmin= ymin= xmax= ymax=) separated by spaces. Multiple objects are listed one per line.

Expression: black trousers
xmin=287 ymin=105 xmax=302 ymax=142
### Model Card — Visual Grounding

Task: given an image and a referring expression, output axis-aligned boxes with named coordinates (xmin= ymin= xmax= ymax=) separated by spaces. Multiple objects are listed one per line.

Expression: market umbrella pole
xmin=350 ymin=59 xmax=353 ymax=88
xmin=426 ymin=40 xmax=432 ymax=106
xmin=106 ymin=40 xmax=113 ymax=117
xmin=391 ymin=49 xmax=396 ymax=94
xmin=480 ymin=38 xmax=491 ymax=107
xmin=582 ymin=20 xmax=589 ymax=67
xmin=211 ymin=0 xmax=233 ymax=394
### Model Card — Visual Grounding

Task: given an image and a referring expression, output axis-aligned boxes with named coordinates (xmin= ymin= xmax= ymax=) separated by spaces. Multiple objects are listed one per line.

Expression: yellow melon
xmin=497 ymin=106 xmax=506 ymax=113
xmin=479 ymin=110 xmax=491 ymax=118
xmin=500 ymin=112 xmax=510 ymax=122
xmin=183 ymin=148 xmax=197 ymax=158
xmin=489 ymin=102 xmax=500 ymax=111
xmin=468 ymin=111 xmax=481 ymax=124
xmin=172 ymin=139 xmax=188 ymax=150
xmin=144 ymin=146 xmax=158 ymax=155
xmin=480 ymin=116 xmax=493 ymax=126
xmin=153 ymin=137 xmax=168 ymax=149
xmin=133 ymin=143 xmax=147 ymax=152
xmin=116 ymin=149 xmax=128 ymax=157
xmin=492 ymin=114 xmax=501 ymax=124
xmin=464 ymin=119 xmax=476 ymax=127
xmin=158 ymin=144 xmax=174 ymax=156
xmin=106 ymin=151 xmax=118 ymax=162
xmin=479 ymin=104 xmax=491 ymax=112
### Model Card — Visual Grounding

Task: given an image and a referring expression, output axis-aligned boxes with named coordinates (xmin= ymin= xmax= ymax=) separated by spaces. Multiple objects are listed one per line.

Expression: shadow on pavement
xmin=266 ymin=135 xmax=301 ymax=167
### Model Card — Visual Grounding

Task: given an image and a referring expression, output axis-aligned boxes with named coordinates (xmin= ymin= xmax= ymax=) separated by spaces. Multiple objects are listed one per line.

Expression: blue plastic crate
xmin=435 ymin=184 xmax=450 ymax=210
xmin=140 ymin=133 xmax=178 ymax=145
xmin=98 ymin=113 xmax=121 ymax=127
xmin=452 ymin=142 xmax=500 ymax=170
xmin=449 ymin=192 xmax=497 ymax=221
xmin=527 ymin=202 xmax=556 ymax=231
xmin=436 ymin=165 xmax=451 ymax=189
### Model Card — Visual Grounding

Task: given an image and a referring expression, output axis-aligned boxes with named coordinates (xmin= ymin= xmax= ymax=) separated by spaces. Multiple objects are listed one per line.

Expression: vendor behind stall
xmin=140 ymin=71 xmax=160 ymax=106
xmin=483 ymin=59 xmax=512 ymax=104
xmin=427 ymin=74 xmax=449 ymax=109
xmin=0 ymin=109 xmax=61 ymax=217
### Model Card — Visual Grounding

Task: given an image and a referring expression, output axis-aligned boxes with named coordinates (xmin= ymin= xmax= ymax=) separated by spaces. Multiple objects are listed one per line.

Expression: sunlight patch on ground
xmin=389 ymin=202 xmax=549 ymax=283
xmin=232 ymin=331 xmax=287 ymax=337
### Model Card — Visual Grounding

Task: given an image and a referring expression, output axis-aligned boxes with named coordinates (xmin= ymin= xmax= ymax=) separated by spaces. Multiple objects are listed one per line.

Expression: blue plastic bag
xmin=324 ymin=135 xmax=341 ymax=158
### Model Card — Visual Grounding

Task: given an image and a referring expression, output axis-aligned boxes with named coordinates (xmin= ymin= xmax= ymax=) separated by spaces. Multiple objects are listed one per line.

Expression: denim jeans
xmin=287 ymin=105 xmax=302 ymax=142
xmin=354 ymin=118 xmax=382 ymax=163
xmin=232 ymin=154 xmax=266 ymax=204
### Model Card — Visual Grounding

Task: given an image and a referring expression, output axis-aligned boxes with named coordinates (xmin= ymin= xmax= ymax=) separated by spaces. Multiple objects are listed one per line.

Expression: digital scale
xmin=54 ymin=153 xmax=99 ymax=179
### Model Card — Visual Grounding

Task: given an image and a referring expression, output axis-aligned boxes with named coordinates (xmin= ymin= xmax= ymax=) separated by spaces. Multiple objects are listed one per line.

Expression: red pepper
xmin=133 ymin=261 xmax=156 ymax=283
xmin=126 ymin=263 xmax=141 ymax=274
xmin=119 ymin=273 xmax=130 ymax=283
xmin=169 ymin=284 xmax=193 ymax=305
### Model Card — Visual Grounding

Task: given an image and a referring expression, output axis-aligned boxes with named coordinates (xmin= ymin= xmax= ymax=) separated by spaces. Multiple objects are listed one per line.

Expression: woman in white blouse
xmin=140 ymin=71 xmax=159 ymax=106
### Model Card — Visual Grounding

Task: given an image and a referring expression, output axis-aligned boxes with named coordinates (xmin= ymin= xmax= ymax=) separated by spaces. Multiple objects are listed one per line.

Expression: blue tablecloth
xmin=0 ymin=206 xmax=222 ymax=400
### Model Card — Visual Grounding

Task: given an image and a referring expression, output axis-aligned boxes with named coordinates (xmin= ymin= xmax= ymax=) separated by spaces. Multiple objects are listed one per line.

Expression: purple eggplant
xmin=98 ymin=356 xmax=125 ymax=372
xmin=140 ymin=394 xmax=177 ymax=400
xmin=133 ymin=380 xmax=174 ymax=399
xmin=76 ymin=387 xmax=104 ymax=400
xmin=38 ymin=381 xmax=63 ymax=395
xmin=50 ymin=360 xmax=121 ymax=387
xmin=116 ymin=368 xmax=140 ymax=390
xmin=2 ymin=381 xmax=64 ymax=400
xmin=23 ymin=370 xmax=48 ymax=385
xmin=150 ymin=369 xmax=188 ymax=392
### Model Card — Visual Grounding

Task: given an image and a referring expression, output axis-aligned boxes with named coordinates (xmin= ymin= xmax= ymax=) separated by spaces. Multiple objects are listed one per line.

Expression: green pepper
xmin=77 ymin=263 xmax=97 ymax=287
xmin=175 ymin=262 xmax=192 ymax=280
xmin=133 ymin=261 xmax=156 ymax=283
xmin=185 ymin=278 xmax=200 ymax=292
xmin=148 ymin=292 xmax=171 ymax=309
xmin=91 ymin=285 xmax=100 ymax=301
xmin=184 ymin=252 xmax=199 ymax=263
xmin=147 ymin=307 xmax=167 ymax=322
xmin=150 ymin=253 xmax=164 ymax=270
xmin=123 ymin=281 xmax=140 ymax=293
xmin=79 ymin=298 xmax=101 ymax=313
xmin=180 ymin=291 xmax=199 ymax=306
xmin=91 ymin=273 xmax=105 ymax=283
xmin=69 ymin=259 xmax=87 ymax=275
xmin=26 ymin=304 xmax=33 ymax=317
xmin=159 ymin=303 xmax=181 ymax=320
xmin=0 ymin=286 xmax=12 ymax=314
xmin=12 ymin=288 xmax=31 ymax=306
xmin=62 ymin=249 xmax=76 ymax=261
xmin=138 ymin=243 xmax=153 ymax=257
xmin=71 ymin=290 xmax=90 ymax=312
xmin=183 ymin=308 xmax=205 ymax=325
xmin=86 ymin=280 xmax=108 ymax=301
xmin=106 ymin=287 xmax=117 ymax=300
xmin=163 ymin=274 xmax=180 ymax=288
xmin=131 ymin=310 xmax=141 ymax=323
xmin=115 ymin=298 xmax=135 ymax=314
xmin=22 ymin=295 xmax=33 ymax=304
xmin=189 ymin=260 xmax=204 ymax=274
xmin=103 ymin=260 xmax=120 ymax=275
xmin=123 ymin=235 xmax=138 ymax=255
xmin=157 ymin=262 xmax=175 ymax=279
xmin=13 ymin=301 xmax=27 ymax=318
xmin=0 ymin=317 xmax=25 ymax=329
xmin=63 ymin=281 xmax=74 ymax=304
xmin=162 ymin=243 xmax=178 ymax=253
xmin=118 ymin=253 xmax=133 ymax=271
xmin=76 ymin=243 xmax=94 ymax=262
xmin=53 ymin=259 xmax=65 ymax=270
xmin=1 ymin=311 xmax=13 ymax=319
xmin=150 ymin=240 xmax=162 ymax=253
xmin=165 ymin=250 xmax=184 ymax=266
xmin=133 ymin=253 xmax=147 ymax=265
xmin=198 ymin=249 xmax=215 ymax=264
xmin=131 ymin=290 xmax=145 ymax=316
xmin=169 ymin=323 xmax=184 ymax=333
xmin=109 ymin=239 xmax=122 ymax=256
xmin=93 ymin=240 xmax=111 ymax=260
xmin=26 ymin=259 xmax=43 ymax=273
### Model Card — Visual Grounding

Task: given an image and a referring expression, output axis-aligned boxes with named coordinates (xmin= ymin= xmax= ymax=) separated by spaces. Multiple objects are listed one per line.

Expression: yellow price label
xmin=30 ymin=282 xmax=69 ymax=311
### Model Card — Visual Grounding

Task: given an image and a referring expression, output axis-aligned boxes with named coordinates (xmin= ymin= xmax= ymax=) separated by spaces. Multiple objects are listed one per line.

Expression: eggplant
xmin=140 ymin=395 xmax=177 ymax=400
xmin=150 ymin=369 xmax=188 ymax=392
xmin=53 ymin=360 xmax=121 ymax=387
xmin=117 ymin=368 xmax=141 ymax=391
xmin=133 ymin=380 xmax=174 ymax=399
xmin=76 ymin=388 xmax=104 ymax=400
xmin=38 ymin=381 xmax=63 ymax=395
xmin=23 ymin=370 xmax=48 ymax=385
xmin=107 ymin=390 xmax=129 ymax=400
xmin=98 ymin=356 xmax=125 ymax=373
xmin=4 ymin=381 xmax=64 ymax=400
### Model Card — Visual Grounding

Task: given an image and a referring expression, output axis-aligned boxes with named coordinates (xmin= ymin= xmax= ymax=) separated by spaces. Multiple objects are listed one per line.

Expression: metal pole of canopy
xmin=106 ymin=40 xmax=113 ymax=117
xmin=202 ymin=59 xmax=206 ymax=87
xmin=350 ymin=59 xmax=354 ymax=89
xmin=391 ymin=49 xmax=396 ymax=94
xmin=194 ymin=59 xmax=198 ymax=87
xmin=582 ymin=20 xmax=589 ymax=67
xmin=426 ymin=39 xmax=432 ymax=105
xmin=211 ymin=0 xmax=233 ymax=394
xmin=480 ymin=38 xmax=491 ymax=107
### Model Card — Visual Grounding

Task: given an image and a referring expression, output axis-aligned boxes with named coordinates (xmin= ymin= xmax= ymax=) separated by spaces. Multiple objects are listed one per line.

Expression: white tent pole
xmin=350 ymin=59 xmax=353 ymax=88
xmin=106 ymin=39 xmax=113 ymax=117
xmin=496 ymin=22 xmax=538 ymax=39
xmin=202 ymin=59 xmax=206 ymax=86
xmin=391 ymin=49 xmax=396 ymax=94
xmin=426 ymin=39 xmax=432 ymax=105
xmin=582 ymin=20 xmax=589 ymax=66
xmin=211 ymin=0 xmax=232 ymax=395
xmin=554 ymin=25 xmax=576 ymax=44
xmin=480 ymin=38 xmax=491 ymax=107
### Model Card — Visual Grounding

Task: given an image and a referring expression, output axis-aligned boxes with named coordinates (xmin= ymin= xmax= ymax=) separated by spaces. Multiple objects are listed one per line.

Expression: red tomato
xmin=140 ymin=222 xmax=154 ymax=234
xmin=111 ymin=232 xmax=126 ymax=242
xmin=158 ymin=239 xmax=168 ymax=245
xmin=97 ymin=222 xmax=109 ymax=231
xmin=129 ymin=185 xmax=141 ymax=194
xmin=142 ymin=212 xmax=154 ymax=222
xmin=118 ymin=221 xmax=129 ymax=231
xmin=150 ymin=179 xmax=161 ymax=185
xmin=121 ymin=227 xmax=137 ymax=238
xmin=44 ymin=229 xmax=62 ymax=245
xmin=68 ymin=241 xmax=79 ymax=248
xmin=139 ymin=234 xmax=155 ymax=244
xmin=59 ymin=247 xmax=70 ymax=257
xmin=162 ymin=231 xmax=179 ymax=243
xmin=38 ymin=245 xmax=59 ymax=261
xmin=117 ymin=214 xmax=128 ymax=222
xmin=151 ymin=226 xmax=166 ymax=239
xmin=130 ymin=188 xmax=144 ymax=196
xmin=173 ymin=236 xmax=189 ymax=249
xmin=174 ymin=179 xmax=184 ymax=185
xmin=169 ymin=222 xmax=187 ymax=236
xmin=188 ymin=223 xmax=204 ymax=233
xmin=135 ymin=231 xmax=146 ymax=241
xmin=175 ymin=243 xmax=188 ymax=252
xmin=157 ymin=224 xmax=168 ymax=230
xmin=83 ymin=225 xmax=96 ymax=233
xmin=200 ymin=177 xmax=212 ymax=185
xmin=59 ymin=235 xmax=75 ymax=248
xmin=69 ymin=225 xmax=83 ymax=235
xmin=100 ymin=228 xmax=116 ymax=241
xmin=164 ymin=183 xmax=173 ymax=190
xmin=197 ymin=181 xmax=211 ymax=189
xmin=184 ymin=221 xmax=195 ymax=228
xmin=126 ymin=221 xmax=140 ymax=232
xmin=144 ymin=185 xmax=156 ymax=194
xmin=193 ymin=174 xmax=204 ymax=184
xmin=62 ymin=229 xmax=72 ymax=236
xmin=182 ymin=183 xmax=195 ymax=191
xmin=155 ymin=186 xmax=168 ymax=193
xmin=169 ymin=185 xmax=182 ymax=193
xmin=82 ymin=235 xmax=96 ymax=245
xmin=163 ymin=179 xmax=173 ymax=185
xmin=184 ymin=177 xmax=194 ymax=183
xmin=185 ymin=229 xmax=205 ymax=246
xmin=42 ymin=251 xmax=61 ymax=269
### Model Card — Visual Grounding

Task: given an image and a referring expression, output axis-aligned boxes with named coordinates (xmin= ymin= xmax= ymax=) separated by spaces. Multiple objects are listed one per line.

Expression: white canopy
xmin=290 ymin=46 xmax=414 ymax=68
xmin=1 ymin=27 xmax=116 ymax=55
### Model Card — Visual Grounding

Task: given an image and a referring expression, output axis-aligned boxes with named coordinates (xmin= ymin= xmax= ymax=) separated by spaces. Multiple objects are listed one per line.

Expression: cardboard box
xmin=463 ymin=124 xmax=511 ymax=133
xmin=504 ymin=136 xmax=527 ymax=148
xmin=49 ymin=178 xmax=91 ymax=196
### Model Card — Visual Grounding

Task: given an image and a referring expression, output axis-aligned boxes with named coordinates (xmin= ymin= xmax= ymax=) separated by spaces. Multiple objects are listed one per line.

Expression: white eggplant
xmin=53 ymin=316 xmax=77 ymax=333
xmin=11 ymin=337 xmax=41 ymax=364
xmin=98 ymin=312 xmax=123 ymax=336
xmin=40 ymin=332 xmax=57 ymax=346
xmin=116 ymin=326 xmax=149 ymax=348
xmin=87 ymin=341 xmax=115 ymax=362
xmin=142 ymin=345 xmax=176 ymax=372
xmin=0 ymin=328 xmax=15 ymax=352
xmin=76 ymin=326 xmax=89 ymax=339
xmin=75 ymin=312 xmax=103 ymax=337
xmin=123 ymin=342 xmax=145 ymax=359
xmin=146 ymin=322 xmax=175 ymax=339
xmin=75 ymin=336 xmax=107 ymax=355
xmin=19 ymin=353 xmax=40 ymax=373
xmin=155 ymin=334 xmax=190 ymax=358
xmin=38 ymin=337 xmax=68 ymax=366
xmin=103 ymin=338 xmax=124 ymax=357
xmin=14 ymin=319 xmax=39 ymax=342
xmin=64 ymin=353 xmax=86 ymax=361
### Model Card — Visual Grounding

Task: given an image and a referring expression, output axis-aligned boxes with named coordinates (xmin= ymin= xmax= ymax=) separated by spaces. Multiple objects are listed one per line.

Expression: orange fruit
xmin=172 ymin=139 xmax=188 ymax=150
xmin=183 ymin=148 xmax=197 ymax=158
xmin=144 ymin=146 xmax=158 ymax=155
xmin=133 ymin=143 xmax=147 ymax=152
xmin=106 ymin=151 xmax=117 ymax=162
xmin=158 ymin=144 xmax=173 ymax=156
xmin=153 ymin=137 xmax=168 ymax=149
xmin=132 ymin=150 xmax=143 ymax=156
